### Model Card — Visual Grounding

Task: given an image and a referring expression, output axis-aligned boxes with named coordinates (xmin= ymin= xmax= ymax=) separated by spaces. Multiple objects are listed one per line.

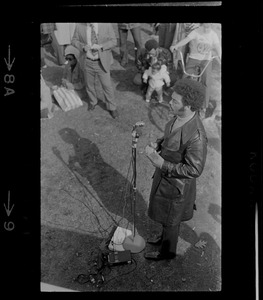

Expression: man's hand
xmin=166 ymin=82 xmax=170 ymax=87
xmin=83 ymin=45 xmax=91 ymax=52
xmin=65 ymin=82 xmax=75 ymax=90
xmin=91 ymin=44 xmax=102 ymax=50
xmin=145 ymin=145 xmax=164 ymax=169
xmin=62 ymin=79 xmax=74 ymax=90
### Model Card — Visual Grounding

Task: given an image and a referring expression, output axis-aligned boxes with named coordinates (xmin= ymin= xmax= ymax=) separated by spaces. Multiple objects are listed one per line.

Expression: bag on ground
xmin=53 ymin=87 xmax=83 ymax=111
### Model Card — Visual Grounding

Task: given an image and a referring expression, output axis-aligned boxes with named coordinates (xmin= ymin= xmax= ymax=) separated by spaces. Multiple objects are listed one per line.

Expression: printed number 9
xmin=4 ymin=221 xmax=15 ymax=231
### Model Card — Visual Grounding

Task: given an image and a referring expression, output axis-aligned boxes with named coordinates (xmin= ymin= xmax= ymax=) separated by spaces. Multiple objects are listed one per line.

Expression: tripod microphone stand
xmin=122 ymin=122 xmax=146 ymax=253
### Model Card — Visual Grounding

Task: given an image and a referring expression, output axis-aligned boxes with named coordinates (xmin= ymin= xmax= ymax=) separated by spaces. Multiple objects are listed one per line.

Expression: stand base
xmin=122 ymin=234 xmax=146 ymax=253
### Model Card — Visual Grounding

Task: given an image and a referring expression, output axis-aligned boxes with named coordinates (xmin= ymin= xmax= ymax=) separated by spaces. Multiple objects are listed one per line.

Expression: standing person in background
xmin=170 ymin=23 xmax=221 ymax=114
xmin=54 ymin=23 xmax=76 ymax=63
xmin=118 ymin=23 xmax=142 ymax=67
xmin=170 ymin=23 xmax=200 ymax=73
xmin=41 ymin=23 xmax=66 ymax=66
xmin=71 ymin=23 xmax=119 ymax=119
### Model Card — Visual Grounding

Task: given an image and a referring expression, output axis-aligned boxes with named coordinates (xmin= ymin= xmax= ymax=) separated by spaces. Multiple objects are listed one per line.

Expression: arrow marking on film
xmin=4 ymin=190 xmax=14 ymax=217
xmin=4 ymin=45 xmax=15 ymax=71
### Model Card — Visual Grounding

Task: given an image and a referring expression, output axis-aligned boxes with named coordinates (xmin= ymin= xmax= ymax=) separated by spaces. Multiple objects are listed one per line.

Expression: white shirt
xmin=188 ymin=28 xmax=220 ymax=61
xmin=86 ymin=23 xmax=99 ymax=60
xmin=143 ymin=65 xmax=170 ymax=89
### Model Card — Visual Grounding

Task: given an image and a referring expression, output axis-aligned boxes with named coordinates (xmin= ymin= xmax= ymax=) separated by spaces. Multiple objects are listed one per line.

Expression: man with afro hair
xmin=144 ymin=78 xmax=208 ymax=261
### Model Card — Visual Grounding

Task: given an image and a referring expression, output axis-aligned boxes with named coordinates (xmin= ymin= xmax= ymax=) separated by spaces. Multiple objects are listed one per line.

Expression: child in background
xmin=143 ymin=62 xmax=170 ymax=103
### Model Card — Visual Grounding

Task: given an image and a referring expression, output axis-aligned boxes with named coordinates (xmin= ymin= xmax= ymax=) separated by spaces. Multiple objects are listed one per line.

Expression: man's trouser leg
xmin=159 ymin=23 xmax=177 ymax=49
xmin=50 ymin=31 xmax=66 ymax=65
xmin=118 ymin=28 xmax=128 ymax=66
xmin=130 ymin=26 xmax=142 ymax=64
xmin=158 ymin=24 xmax=166 ymax=48
xmin=84 ymin=59 xmax=99 ymax=107
xmin=159 ymin=223 xmax=180 ymax=257
xmin=96 ymin=61 xmax=117 ymax=111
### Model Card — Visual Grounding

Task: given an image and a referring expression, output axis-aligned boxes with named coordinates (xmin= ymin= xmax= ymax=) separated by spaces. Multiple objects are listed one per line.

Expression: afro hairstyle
xmin=170 ymin=78 xmax=206 ymax=111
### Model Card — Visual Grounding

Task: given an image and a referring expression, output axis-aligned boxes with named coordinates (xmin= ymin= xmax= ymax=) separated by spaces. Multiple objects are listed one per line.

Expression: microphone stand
xmin=122 ymin=123 xmax=146 ymax=253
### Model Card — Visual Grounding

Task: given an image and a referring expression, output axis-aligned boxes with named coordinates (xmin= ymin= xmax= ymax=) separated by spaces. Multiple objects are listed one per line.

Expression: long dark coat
xmin=148 ymin=113 xmax=208 ymax=226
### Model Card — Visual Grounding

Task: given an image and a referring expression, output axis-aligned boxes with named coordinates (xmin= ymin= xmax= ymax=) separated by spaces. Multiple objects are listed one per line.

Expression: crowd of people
xmin=41 ymin=23 xmax=221 ymax=261
xmin=41 ymin=23 xmax=221 ymax=120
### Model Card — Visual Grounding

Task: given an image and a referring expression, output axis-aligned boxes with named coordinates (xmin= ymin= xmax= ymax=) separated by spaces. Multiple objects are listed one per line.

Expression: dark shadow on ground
xmin=52 ymin=128 xmax=148 ymax=236
xmin=41 ymin=65 xmax=64 ymax=86
xmin=111 ymin=68 xmax=141 ymax=95
xmin=208 ymin=203 xmax=221 ymax=224
xmin=146 ymin=99 xmax=171 ymax=133
xmin=177 ymin=222 xmax=221 ymax=290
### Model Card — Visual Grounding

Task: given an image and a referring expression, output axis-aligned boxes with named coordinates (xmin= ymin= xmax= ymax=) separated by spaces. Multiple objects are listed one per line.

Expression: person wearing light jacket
xmin=71 ymin=23 xmax=119 ymax=119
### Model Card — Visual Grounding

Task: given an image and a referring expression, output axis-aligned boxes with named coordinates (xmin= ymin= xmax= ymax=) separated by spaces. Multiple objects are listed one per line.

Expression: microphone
xmin=132 ymin=121 xmax=145 ymax=137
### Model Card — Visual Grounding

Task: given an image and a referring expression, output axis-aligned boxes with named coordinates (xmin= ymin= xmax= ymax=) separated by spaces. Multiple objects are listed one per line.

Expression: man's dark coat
xmin=148 ymin=112 xmax=208 ymax=226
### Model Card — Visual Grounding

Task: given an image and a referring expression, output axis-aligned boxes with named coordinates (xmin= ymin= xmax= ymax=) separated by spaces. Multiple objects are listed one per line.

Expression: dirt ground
xmin=41 ymin=23 xmax=221 ymax=291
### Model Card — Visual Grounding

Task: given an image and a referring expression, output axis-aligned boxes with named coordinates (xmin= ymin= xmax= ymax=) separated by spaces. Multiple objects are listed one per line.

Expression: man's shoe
xmin=147 ymin=235 xmax=162 ymax=245
xmin=109 ymin=109 xmax=119 ymax=119
xmin=144 ymin=251 xmax=176 ymax=261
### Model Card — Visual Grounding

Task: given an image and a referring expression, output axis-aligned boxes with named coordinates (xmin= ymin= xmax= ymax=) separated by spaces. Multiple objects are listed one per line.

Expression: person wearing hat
xmin=135 ymin=38 xmax=173 ymax=96
xmin=62 ymin=45 xmax=85 ymax=92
